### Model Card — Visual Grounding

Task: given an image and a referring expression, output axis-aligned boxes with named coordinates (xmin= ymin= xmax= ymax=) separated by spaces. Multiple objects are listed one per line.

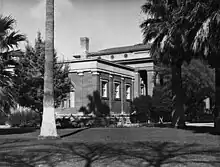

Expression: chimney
xmin=80 ymin=37 xmax=89 ymax=59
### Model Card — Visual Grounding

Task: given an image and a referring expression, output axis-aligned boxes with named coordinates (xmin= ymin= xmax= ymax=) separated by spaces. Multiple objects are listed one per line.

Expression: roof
xmin=88 ymin=43 xmax=151 ymax=56
xmin=58 ymin=57 xmax=135 ymax=72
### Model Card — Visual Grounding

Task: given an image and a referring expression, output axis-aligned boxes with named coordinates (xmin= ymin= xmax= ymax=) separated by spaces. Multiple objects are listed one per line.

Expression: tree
xmin=39 ymin=0 xmax=58 ymax=138
xmin=0 ymin=15 xmax=25 ymax=114
xmin=15 ymin=32 xmax=70 ymax=115
xmin=187 ymin=0 xmax=220 ymax=131
xmin=153 ymin=59 xmax=214 ymax=122
xmin=140 ymin=0 xmax=196 ymax=127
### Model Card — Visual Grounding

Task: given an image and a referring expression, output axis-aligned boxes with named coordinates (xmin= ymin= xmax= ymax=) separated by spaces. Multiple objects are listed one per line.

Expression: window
xmin=101 ymin=80 xmax=108 ymax=98
xmin=124 ymin=53 xmax=128 ymax=58
xmin=114 ymin=82 xmax=120 ymax=99
xmin=69 ymin=90 xmax=75 ymax=108
xmin=61 ymin=83 xmax=75 ymax=108
xmin=126 ymin=85 xmax=131 ymax=100
xmin=61 ymin=100 xmax=67 ymax=108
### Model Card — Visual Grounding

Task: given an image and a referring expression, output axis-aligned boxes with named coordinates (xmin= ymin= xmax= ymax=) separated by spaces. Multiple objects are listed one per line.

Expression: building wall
xmin=56 ymin=71 xmax=98 ymax=115
xmin=56 ymin=70 xmax=133 ymax=116
xmin=99 ymin=72 xmax=132 ymax=115
xmin=96 ymin=51 xmax=150 ymax=62
xmin=56 ymin=59 xmax=135 ymax=116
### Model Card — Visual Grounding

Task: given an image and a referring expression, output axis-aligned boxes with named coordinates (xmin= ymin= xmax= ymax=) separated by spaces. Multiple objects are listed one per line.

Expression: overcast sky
xmin=1 ymin=0 xmax=146 ymax=60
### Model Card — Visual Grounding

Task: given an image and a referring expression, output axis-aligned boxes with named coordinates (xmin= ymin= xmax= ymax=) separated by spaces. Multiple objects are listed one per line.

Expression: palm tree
xmin=189 ymin=0 xmax=220 ymax=131
xmin=39 ymin=0 xmax=58 ymax=138
xmin=0 ymin=15 xmax=25 ymax=114
xmin=140 ymin=0 xmax=196 ymax=127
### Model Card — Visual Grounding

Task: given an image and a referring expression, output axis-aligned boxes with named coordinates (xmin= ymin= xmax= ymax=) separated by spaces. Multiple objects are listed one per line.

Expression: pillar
xmin=132 ymin=78 xmax=135 ymax=101
xmin=109 ymin=74 xmax=113 ymax=115
xmin=134 ymin=72 xmax=140 ymax=98
xmin=147 ymin=70 xmax=154 ymax=97
xmin=78 ymin=72 xmax=84 ymax=106
xmin=121 ymin=77 xmax=124 ymax=114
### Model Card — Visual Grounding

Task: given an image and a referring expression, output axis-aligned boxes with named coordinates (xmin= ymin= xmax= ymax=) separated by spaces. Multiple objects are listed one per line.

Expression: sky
xmin=1 ymin=0 xmax=146 ymax=60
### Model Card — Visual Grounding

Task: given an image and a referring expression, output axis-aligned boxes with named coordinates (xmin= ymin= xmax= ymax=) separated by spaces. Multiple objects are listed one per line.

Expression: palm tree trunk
xmin=214 ymin=68 xmax=220 ymax=133
xmin=39 ymin=0 xmax=58 ymax=138
xmin=171 ymin=64 xmax=185 ymax=128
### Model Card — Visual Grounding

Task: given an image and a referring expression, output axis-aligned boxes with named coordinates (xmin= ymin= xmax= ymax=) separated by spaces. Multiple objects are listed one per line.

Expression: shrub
xmin=130 ymin=95 xmax=152 ymax=123
xmin=151 ymin=85 xmax=172 ymax=123
xmin=8 ymin=109 xmax=41 ymax=127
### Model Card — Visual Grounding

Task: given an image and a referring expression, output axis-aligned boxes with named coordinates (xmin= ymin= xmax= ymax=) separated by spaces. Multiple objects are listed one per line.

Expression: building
xmin=56 ymin=37 xmax=155 ymax=116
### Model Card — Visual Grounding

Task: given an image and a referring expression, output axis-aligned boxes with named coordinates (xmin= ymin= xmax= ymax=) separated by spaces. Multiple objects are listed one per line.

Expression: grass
xmin=0 ymin=127 xmax=220 ymax=167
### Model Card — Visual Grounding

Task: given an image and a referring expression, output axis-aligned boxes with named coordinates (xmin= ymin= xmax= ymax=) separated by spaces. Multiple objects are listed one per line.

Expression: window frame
xmin=125 ymin=84 xmax=131 ymax=100
xmin=114 ymin=81 xmax=121 ymax=100
xmin=100 ymin=79 xmax=109 ymax=98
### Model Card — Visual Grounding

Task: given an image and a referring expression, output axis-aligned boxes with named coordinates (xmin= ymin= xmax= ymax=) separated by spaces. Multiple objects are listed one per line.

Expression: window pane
xmin=70 ymin=91 xmax=75 ymax=108
xmin=101 ymin=81 xmax=108 ymax=97
xmin=115 ymin=83 xmax=120 ymax=98
xmin=126 ymin=85 xmax=131 ymax=100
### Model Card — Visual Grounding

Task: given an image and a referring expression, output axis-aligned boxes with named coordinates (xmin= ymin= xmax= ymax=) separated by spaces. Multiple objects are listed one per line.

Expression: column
xmin=134 ymin=71 xmax=140 ymax=98
xmin=147 ymin=70 xmax=154 ymax=97
xmin=132 ymin=78 xmax=135 ymax=101
xmin=109 ymin=74 xmax=113 ymax=115
xmin=78 ymin=72 xmax=84 ymax=106
xmin=121 ymin=77 xmax=124 ymax=114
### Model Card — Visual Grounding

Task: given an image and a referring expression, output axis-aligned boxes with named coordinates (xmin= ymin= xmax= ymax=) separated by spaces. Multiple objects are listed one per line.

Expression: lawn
xmin=0 ymin=127 xmax=220 ymax=167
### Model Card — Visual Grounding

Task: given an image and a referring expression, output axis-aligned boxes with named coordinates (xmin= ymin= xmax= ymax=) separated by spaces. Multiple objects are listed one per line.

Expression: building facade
xmin=56 ymin=37 xmax=155 ymax=116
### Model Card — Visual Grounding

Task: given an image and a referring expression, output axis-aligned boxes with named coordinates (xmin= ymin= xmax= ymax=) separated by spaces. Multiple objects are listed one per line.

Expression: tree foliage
xmin=153 ymin=59 xmax=214 ymax=120
xmin=131 ymin=95 xmax=152 ymax=123
xmin=140 ymin=0 xmax=197 ymax=127
xmin=0 ymin=15 xmax=25 ymax=114
xmin=14 ymin=32 xmax=70 ymax=114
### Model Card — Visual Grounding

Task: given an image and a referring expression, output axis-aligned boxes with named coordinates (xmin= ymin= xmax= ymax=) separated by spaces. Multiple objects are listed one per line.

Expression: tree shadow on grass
xmin=0 ymin=127 xmax=36 ymax=135
xmin=60 ymin=127 xmax=90 ymax=138
xmin=0 ymin=139 xmax=220 ymax=167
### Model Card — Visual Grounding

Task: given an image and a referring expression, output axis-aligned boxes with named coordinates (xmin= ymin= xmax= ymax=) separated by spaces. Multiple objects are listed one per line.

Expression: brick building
xmin=56 ymin=37 xmax=154 ymax=116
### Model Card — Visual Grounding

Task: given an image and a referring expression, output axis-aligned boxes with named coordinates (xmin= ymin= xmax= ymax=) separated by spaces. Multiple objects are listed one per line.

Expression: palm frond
xmin=3 ymin=31 xmax=26 ymax=50
xmin=0 ymin=15 xmax=15 ymax=33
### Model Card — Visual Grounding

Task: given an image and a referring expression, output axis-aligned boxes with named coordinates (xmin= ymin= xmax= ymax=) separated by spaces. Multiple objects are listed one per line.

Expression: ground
xmin=0 ymin=126 xmax=220 ymax=167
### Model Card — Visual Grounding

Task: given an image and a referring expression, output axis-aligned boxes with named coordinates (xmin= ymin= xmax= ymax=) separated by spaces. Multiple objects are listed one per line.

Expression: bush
xmin=8 ymin=110 xmax=41 ymax=127
xmin=151 ymin=85 xmax=172 ymax=123
xmin=130 ymin=95 xmax=152 ymax=123
xmin=0 ymin=112 xmax=8 ymax=125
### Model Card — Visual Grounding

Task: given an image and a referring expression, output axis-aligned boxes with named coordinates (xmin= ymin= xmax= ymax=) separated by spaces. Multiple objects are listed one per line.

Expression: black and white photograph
xmin=0 ymin=0 xmax=220 ymax=166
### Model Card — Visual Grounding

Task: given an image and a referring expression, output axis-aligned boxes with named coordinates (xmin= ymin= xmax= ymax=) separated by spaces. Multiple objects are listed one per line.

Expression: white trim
xmin=92 ymin=71 xmax=99 ymax=75
xmin=70 ymin=68 xmax=133 ymax=78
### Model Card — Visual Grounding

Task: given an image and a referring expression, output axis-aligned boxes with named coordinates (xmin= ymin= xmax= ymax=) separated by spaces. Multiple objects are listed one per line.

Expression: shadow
xmin=0 ymin=127 xmax=220 ymax=167
xmin=79 ymin=90 xmax=110 ymax=117
xmin=0 ymin=127 xmax=36 ymax=135
xmin=0 ymin=139 xmax=219 ymax=167
xmin=184 ymin=125 xmax=219 ymax=135
xmin=60 ymin=127 xmax=90 ymax=138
